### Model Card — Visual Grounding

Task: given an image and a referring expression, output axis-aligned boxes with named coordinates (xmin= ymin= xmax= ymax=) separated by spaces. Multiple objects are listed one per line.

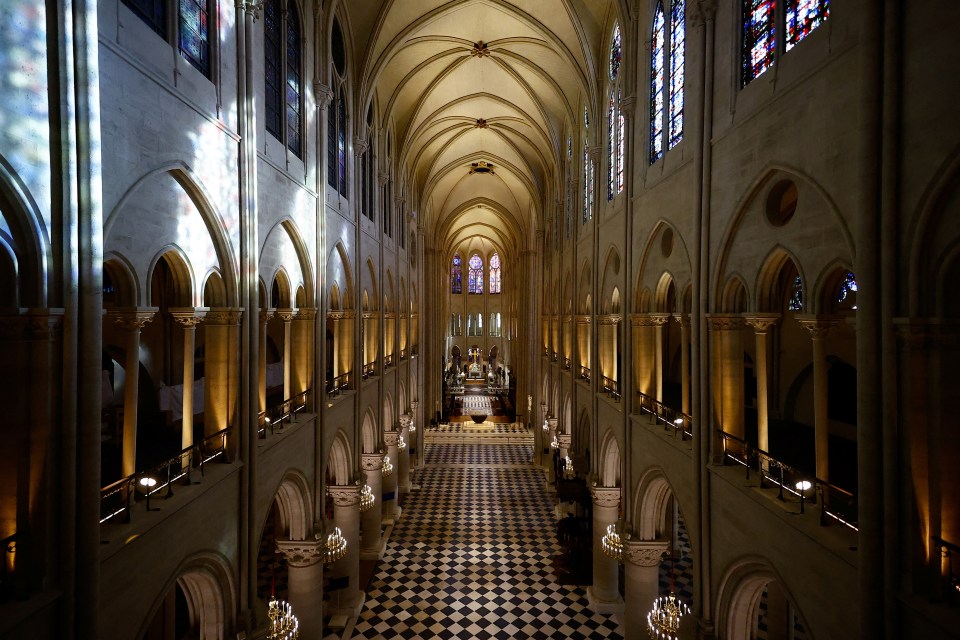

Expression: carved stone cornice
xmin=624 ymin=540 xmax=670 ymax=567
xmin=276 ymin=308 xmax=297 ymax=322
xmin=294 ymin=308 xmax=317 ymax=321
xmin=796 ymin=315 xmax=841 ymax=339
xmin=275 ymin=538 xmax=324 ymax=567
xmin=327 ymin=310 xmax=355 ymax=321
xmin=556 ymin=433 xmax=572 ymax=448
xmin=361 ymin=453 xmax=385 ymax=471
xmin=576 ymin=314 xmax=592 ymax=325
xmin=744 ymin=313 xmax=780 ymax=334
xmin=259 ymin=308 xmax=275 ymax=325
xmin=327 ymin=484 xmax=361 ymax=507
xmin=591 ymin=486 xmax=621 ymax=508
xmin=384 ymin=431 xmax=400 ymax=447
xmin=109 ymin=308 xmax=158 ymax=331
xmin=546 ymin=417 xmax=559 ymax=430
xmin=894 ymin=318 xmax=960 ymax=350
xmin=0 ymin=308 xmax=64 ymax=342
xmin=649 ymin=313 xmax=671 ymax=326
xmin=706 ymin=313 xmax=745 ymax=331
xmin=673 ymin=313 xmax=691 ymax=329
xmin=204 ymin=307 xmax=244 ymax=326
xmin=383 ymin=312 xmax=397 ymax=320
xmin=630 ymin=313 xmax=664 ymax=327
xmin=362 ymin=311 xmax=378 ymax=320
xmin=169 ymin=307 xmax=208 ymax=328
xmin=313 ymin=83 xmax=334 ymax=110
xmin=597 ymin=314 xmax=622 ymax=326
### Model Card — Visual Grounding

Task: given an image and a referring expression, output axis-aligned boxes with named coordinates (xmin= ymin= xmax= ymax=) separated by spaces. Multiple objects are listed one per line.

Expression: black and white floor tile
xmin=427 ymin=423 xmax=527 ymax=434
xmin=349 ymin=442 xmax=623 ymax=639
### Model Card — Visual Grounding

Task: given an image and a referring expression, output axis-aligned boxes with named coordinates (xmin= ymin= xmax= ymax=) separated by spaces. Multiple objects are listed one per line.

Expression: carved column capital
xmin=294 ymin=308 xmax=317 ymax=321
xmin=706 ymin=313 xmax=746 ymax=331
xmin=354 ymin=137 xmax=369 ymax=155
xmin=591 ymin=486 xmax=621 ymax=508
xmin=687 ymin=0 xmax=718 ymax=27
xmin=361 ymin=453 xmax=385 ymax=471
xmin=895 ymin=319 xmax=960 ymax=350
xmin=109 ymin=308 xmax=158 ymax=331
xmin=314 ymin=83 xmax=334 ymax=110
xmin=384 ymin=431 xmax=400 ymax=447
xmin=744 ymin=313 xmax=780 ymax=334
xmin=204 ymin=307 xmax=244 ymax=326
xmin=796 ymin=315 xmax=840 ymax=339
xmin=275 ymin=537 xmax=324 ymax=567
xmin=0 ymin=309 xmax=65 ymax=342
xmin=673 ymin=313 xmax=691 ymax=329
xmin=624 ymin=540 xmax=670 ymax=567
xmin=170 ymin=307 xmax=208 ymax=327
xmin=327 ymin=484 xmax=361 ymax=507
xmin=260 ymin=308 xmax=276 ymax=325
xmin=276 ymin=308 xmax=297 ymax=322
xmin=556 ymin=433 xmax=572 ymax=449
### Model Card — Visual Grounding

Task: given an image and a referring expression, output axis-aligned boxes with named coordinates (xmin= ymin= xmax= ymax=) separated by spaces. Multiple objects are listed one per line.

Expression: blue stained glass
xmin=583 ymin=144 xmax=590 ymax=224
xmin=468 ymin=254 xmax=483 ymax=294
xmin=743 ymin=0 xmax=776 ymax=85
xmin=837 ymin=271 xmax=857 ymax=305
xmin=264 ymin=0 xmax=282 ymax=139
xmin=489 ymin=253 xmax=501 ymax=294
xmin=786 ymin=0 xmax=829 ymax=51
xmin=668 ymin=0 xmax=685 ymax=149
xmin=451 ymin=255 xmax=462 ymax=294
xmin=286 ymin=6 xmax=302 ymax=157
xmin=650 ymin=3 xmax=666 ymax=163
xmin=610 ymin=24 xmax=622 ymax=80
xmin=788 ymin=275 xmax=804 ymax=311
xmin=607 ymin=97 xmax=616 ymax=201
xmin=617 ymin=88 xmax=625 ymax=193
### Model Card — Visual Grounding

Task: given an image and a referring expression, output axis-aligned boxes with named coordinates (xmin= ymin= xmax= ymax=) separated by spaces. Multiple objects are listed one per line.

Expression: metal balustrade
xmin=362 ymin=361 xmax=377 ymax=379
xmin=579 ymin=366 xmax=591 ymax=382
xmin=562 ymin=357 xmax=572 ymax=370
xmin=326 ymin=372 xmax=351 ymax=396
xmin=635 ymin=391 xmax=693 ymax=440
xmin=258 ymin=389 xmax=311 ymax=437
xmin=718 ymin=430 xmax=858 ymax=531
xmin=99 ymin=426 xmax=232 ymax=525
xmin=601 ymin=376 xmax=621 ymax=401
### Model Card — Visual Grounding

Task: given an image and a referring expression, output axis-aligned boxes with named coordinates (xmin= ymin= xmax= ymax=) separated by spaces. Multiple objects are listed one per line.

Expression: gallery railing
xmin=258 ymin=389 xmax=311 ymax=437
xmin=579 ymin=366 xmax=591 ymax=382
xmin=635 ymin=391 xmax=693 ymax=440
xmin=326 ymin=372 xmax=351 ymax=396
xmin=602 ymin=376 xmax=621 ymax=401
xmin=362 ymin=361 xmax=377 ymax=379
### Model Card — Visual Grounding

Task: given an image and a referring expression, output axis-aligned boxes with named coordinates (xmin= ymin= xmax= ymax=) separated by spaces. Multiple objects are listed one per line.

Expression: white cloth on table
xmin=157 ymin=379 xmax=205 ymax=416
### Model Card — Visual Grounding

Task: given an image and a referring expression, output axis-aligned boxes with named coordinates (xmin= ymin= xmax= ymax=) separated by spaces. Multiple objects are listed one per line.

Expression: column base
xmin=326 ymin=591 xmax=366 ymax=618
xmin=360 ymin=535 xmax=388 ymax=561
xmin=586 ymin=586 xmax=624 ymax=614
xmin=381 ymin=506 xmax=402 ymax=526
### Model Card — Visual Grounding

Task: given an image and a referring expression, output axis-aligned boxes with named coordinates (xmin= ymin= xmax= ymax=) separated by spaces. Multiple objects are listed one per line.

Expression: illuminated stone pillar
xmin=398 ymin=415 xmax=411 ymax=494
xmin=258 ymin=309 xmax=274 ymax=412
xmin=110 ymin=309 xmax=156 ymax=476
xmin=382 ymin=431 xmax=400 ymax=522
xmin=557 ymin=432 xmax=571 ymax=462
xmin=799 ymin=317 xmax=839 ymax=481
xmin=675 ymin=314 xmax=691 ymax=414
xmin=410 ymin=400 xmax=420 ymax=479
xmin=204 ymin=308 xmax=242 ymax=438
xmin=588 ymin=486 xmax=623 ymax=612
xmin=170 ymin=308 xmax=206 ymax=454
xmin=327 ymin=484 xmax=364 ymax=614
xmin=276 ymin=309 xmax=296 ymax=400
xmin=707 ymin=314 xmax=746 ymax=439
xmin=651 ymin=314 xmax=671 ymax=402
xmin=546 ymin=417 xmax=559 ymax=485
xmin=630 ymin=315 xmax=656 ymax=400
xmin=745 ymin=315 xmax=779 ymax=455
xmin=623 ymin=540 xmax=670 ymax=640
xmin=292 ymin=308 xmax=315 ymax=395
xmin=275 ymin=538 xmax=324 ymax=639
xmin=360 ymin=453 xmax=385 ymax=560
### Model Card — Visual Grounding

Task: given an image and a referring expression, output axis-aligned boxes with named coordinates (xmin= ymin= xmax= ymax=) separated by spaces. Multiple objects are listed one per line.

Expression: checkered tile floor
xmin=428 ymin=423 xmax=527 ymax=434
xmin=350 ymin=442 xmax=623 ymax=639
xmin=424 ymin=444 xmax=533 ymax=466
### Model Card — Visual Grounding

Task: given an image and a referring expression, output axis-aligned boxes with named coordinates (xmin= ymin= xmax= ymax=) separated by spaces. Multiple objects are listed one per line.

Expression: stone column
xmin=204 ymin=308 xmax=243 ymax=438
xmin=557 ymin=433 xmax=571 ymax=463
xmin=798 ymin=317 xmax=839 ymax=481
xmin=258 ymin=309 xmax=274 ymax=412
xmin=275 ymin=538 xmax=324 ymax=639
xmin=745 ymin=314 xmax=779 ymax=455
xmin=327 ymin=484 xmax=364 ymax=615
xmin=293 ymin=308 xmax=316 ymax=395
xmin=707 ymin=314 xmax=746 ymax=439
xmin=170 ymin=308 xmax=206 ymax=455
xmin=587 ymin=486 xmax=624 ymax=612
xmin=382 ymin=431 xmax=400 ymax=522
xmin=276 ymin=309 xmax=296 ymax=400
xmin=651 ymin=314 xmax=671 ymax=402
xmin=546 ymin=417 xmax=559 ymax=485
xmin=360 ymin=453 xmax=385 ymax=559
xmin=675 ymin=314 xmax=691 ymax=415
xmin=110 ymin=309 xmax=156 ymax=476
xmin=630 ymin=315 xmax=656 ymax=401
xmin=410 ymin=400 xmax=420 ymax=477
xmin=624 ymin=540 xmax=671 ymax=640
xmin=398 ymin=415 xmax=411 ymax=494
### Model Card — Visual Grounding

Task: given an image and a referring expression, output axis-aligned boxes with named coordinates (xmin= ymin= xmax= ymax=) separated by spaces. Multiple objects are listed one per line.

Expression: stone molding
xmin=673 ymin=313 xmax=691 ymax=329
xmin=597 ymin=314 xmax=622 ymax=326
xmin=327 ymin=484 xmax=361 ymax=507
xmin=591 ymin=486 xmax=621 ymax=508
xmin=327 ymin=310 xmax=356 ymax=320
xmin=361 ymin=453 xmax=385 ymax=471
xmin=259 ymin=308 xmax=275 ymax=324
xmin=556 ymin=433 xmax=572 ymax=448
xmin=894 ymin=318 xmax=960 ymax=350
xmin=275 ymin=538 xmax=324 ymax=567
xmin=0 ymin=309 xmax=64 ymax=342
xmin=705 ymin=313 xmax=745 ymax=331
xmin=630 ymin=313 xmax=668 ymax=327
xmin=313 ymin=83 xmax=334 ymax=110
xmin=796 ymin=315 xmax=841 ymax=339
xmin=744 ymin=313 xmax=780 ymax=333
xmin=205 ymin=308 xmax=244 ymax=326
xmin=109 ymin=307 xmax=158 ymax=331
xmin=687 ymin=0 xmax=718 ymax=27
xmin=354 ymin=137 xmax=369 ymax=155
xmin=294 ymin=308 xmax=318 ymax=321
xmin=276 ymin=308 xmax=297 ymax=322
xmin=624 ymin=540 xmax=670 ymax=567
xmin=169 ymin=307 xmax=208 ymax=327
xmin=384 ymin=431 xmax=400 ymax=447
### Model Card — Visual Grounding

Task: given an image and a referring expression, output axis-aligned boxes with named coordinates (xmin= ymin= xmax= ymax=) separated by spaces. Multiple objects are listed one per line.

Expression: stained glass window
xmin=122 ymin=0 xmax=167 ymax=38
xmin=264 ymin=0 xmax=282 ymax=139
xmin=337 ymin=89 xmax=347 ymax=196
xmin=650 ymin=3 xmax=666 ymax=163
xmin=285 ymin=6 xmax=302 ymax=157
xmin=788 ymin=275 xmax=804 ymax=311
xmin=786 ymin=0 xmax=829 ymax=50
xmin=451 ymin=255 xmax=462 ymax=294
xmin=742 ymin=0 xmax=776 ymax=85
xmin=668 ymin=0 xmax=685 ymax=149
xmin=468 ymin=254 xmax=483 ymax=294
xmin=489 ymin=253 xmax=502 ymax=294
xmin=327 ymin=90 xmax=337 ymax=188
xmin=565 ymin=167 xmax=572 ymax=239
xmin=610 ymin=24 xmax=622 ymax=80
xmin=608 ymin=96 xmax=616 ymax=201
xmin=837 ymin=271 xmax=857 ymax=309
xmin=617 ymin=88 xmax=625 ymax=193
xmin=178 ymin=0 xmax=210 ymax=77
xmin=583 ymin=143 xmax=590 ymax=224
xmin=567 ymin=135 xmax=572 ymax=159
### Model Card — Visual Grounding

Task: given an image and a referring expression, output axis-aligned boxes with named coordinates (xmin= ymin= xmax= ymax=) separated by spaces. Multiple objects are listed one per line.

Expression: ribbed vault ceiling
xmin=344 ymin=0 xmax=623 ymax=258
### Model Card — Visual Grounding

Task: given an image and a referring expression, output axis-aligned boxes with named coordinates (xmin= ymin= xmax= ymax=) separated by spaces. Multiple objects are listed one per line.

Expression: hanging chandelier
xmin=398 ymin=434 xmax=407 ymax=450
xmin=647 ymin=593 xmax=690 ymax=640
xmin=562 ymin=455 xmax=575 ymax=479
xmin=601 ymin=523 xmax=623 ymax=561
xmin=359 ymin=484 xmax=375 ymax=512
xmin=267 ymin=597 xmax=299 ymax=640
xmin=322 ymin=526 xmax=347 ymax=564
xmin=542 ymin=420 xmax=549 ymax=432
xmin=381 ymin=455 xmax=394 ymax=477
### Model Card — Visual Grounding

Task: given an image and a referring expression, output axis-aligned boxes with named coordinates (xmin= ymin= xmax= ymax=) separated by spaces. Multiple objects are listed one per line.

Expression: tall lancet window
xmin=489 ymin=253 xmax=501 ymax=294
xmin=451 ymin=254 xmax=462 ymax=294
xmin=650 ymin=4 xmax=666 ymax=162
xmin=650 ymin=1 xmax=684 ymax=162
xmin=468 ymin=254 xmax=484 ymax=294
xmin=785 ymin=0 xmax=830 ymax=50
xmin=742 ymin=0 xmax=776 ymax=85
xmin=668 ymin=0 xmax=685 ymax=149
xmin=607 ymin=23 xmax=625 ymax=200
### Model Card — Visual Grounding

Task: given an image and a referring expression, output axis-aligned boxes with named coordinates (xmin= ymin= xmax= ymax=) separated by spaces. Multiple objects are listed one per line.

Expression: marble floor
xmin=345 ymin=443 xmax=623 ymax=639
